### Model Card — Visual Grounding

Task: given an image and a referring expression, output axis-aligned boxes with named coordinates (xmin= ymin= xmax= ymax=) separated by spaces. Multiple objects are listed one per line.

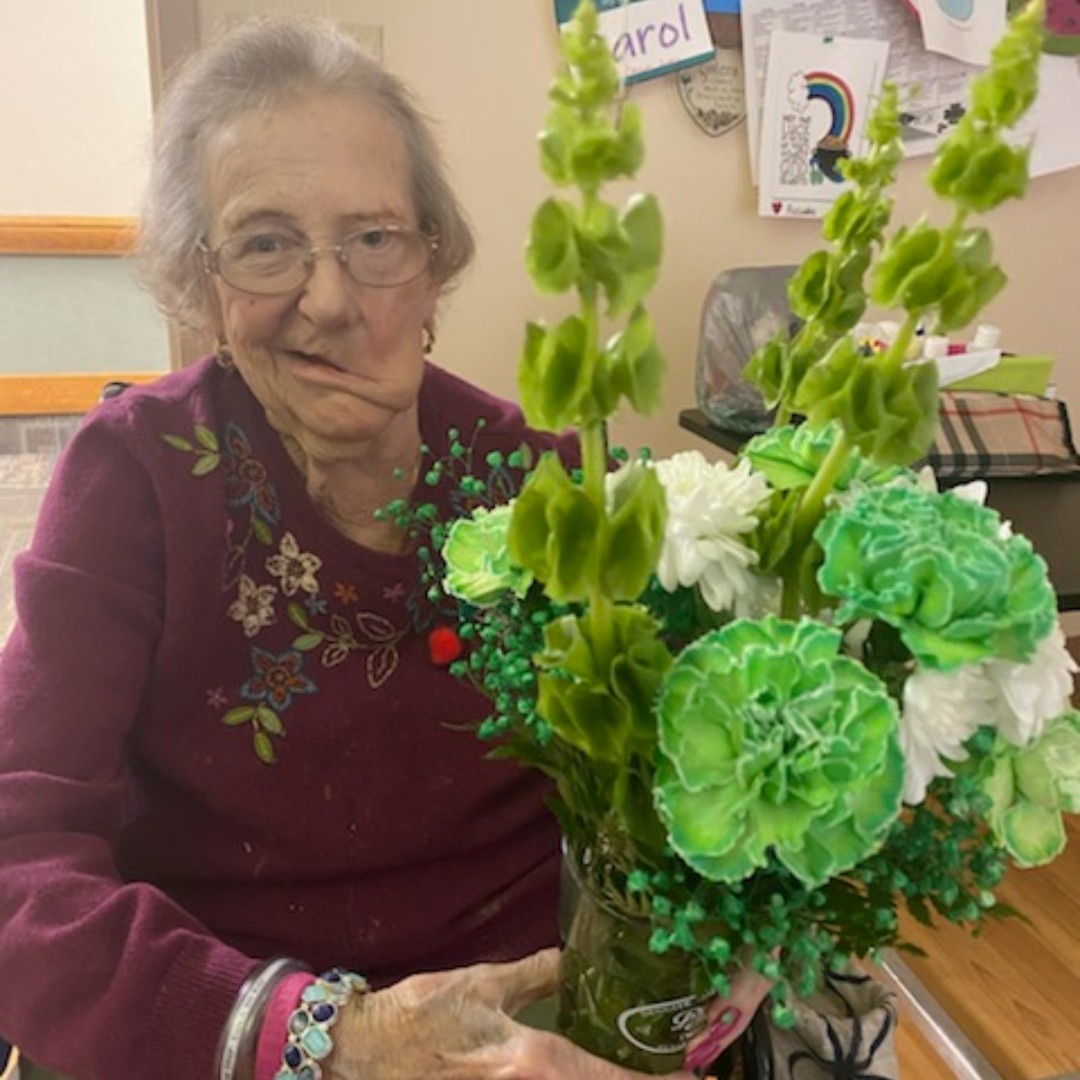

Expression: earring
xmin=214 ymin=336 xmax=234 ymax=370
xmin=422 ymin=326 xmax=435 ymax=356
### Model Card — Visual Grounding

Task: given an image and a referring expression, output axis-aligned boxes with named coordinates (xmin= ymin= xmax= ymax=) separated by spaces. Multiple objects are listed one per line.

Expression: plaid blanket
xmin=925 ymin=391 xmax=1080 ymax=481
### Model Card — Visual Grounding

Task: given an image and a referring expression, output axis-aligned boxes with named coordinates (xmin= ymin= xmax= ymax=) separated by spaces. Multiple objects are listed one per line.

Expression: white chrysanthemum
xmin=900 ymin=664 xmax=994 ymax=804
xmin=981 ymin=625 xmax=1077 ymax=745
xmin=900 ymin=626 xmax=1077 ymax=803
xmin=650 ymin=450 xmax=772 ymax=615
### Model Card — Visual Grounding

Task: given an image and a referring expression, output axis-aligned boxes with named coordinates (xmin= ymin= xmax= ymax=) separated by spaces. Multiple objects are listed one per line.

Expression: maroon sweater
xmin=0 ymin=359 xmax=566 ymax=1079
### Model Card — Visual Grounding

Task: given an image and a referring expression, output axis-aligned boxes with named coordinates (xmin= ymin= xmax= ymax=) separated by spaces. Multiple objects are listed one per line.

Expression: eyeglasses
xmin=198 ymin=224 xmax=438 ymax=295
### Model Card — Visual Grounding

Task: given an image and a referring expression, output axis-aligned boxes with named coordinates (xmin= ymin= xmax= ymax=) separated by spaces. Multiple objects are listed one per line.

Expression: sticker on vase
xmin=617 ymin=995 xmax=708 ymax=1054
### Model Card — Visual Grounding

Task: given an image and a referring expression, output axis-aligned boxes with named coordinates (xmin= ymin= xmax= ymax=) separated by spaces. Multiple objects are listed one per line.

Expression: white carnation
xmin=650 ymin=451 xmax=773 ymax=616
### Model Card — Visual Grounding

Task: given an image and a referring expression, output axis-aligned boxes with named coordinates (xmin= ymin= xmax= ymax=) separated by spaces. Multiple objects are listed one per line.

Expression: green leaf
xmin=255 ymin=706 xmax=284 ymax=735
xmin=288 ymin=603 xmax=311 ymax=629
xmin=870 ymin=221 xmax=942 ymax=309
xmin=600 ymin=461 xmax=667 ymax=600
xmin=509 ymin=452 xmax=602 ymax=602
xmin=162 ymin=434 xmax=193 ymax=452
xmin=526 ymin=197 xmax=581 ymax=293
xmin=607 ymin=193 xmax=663 ymax=315
xmin=192 ymin=452 xmax=220 ymax=477
xmin=253 ymin=730 xmax=277 ymax=765
xmin=222 ymin=706 xmax=255 ymax=727
xmin=195 ymin=425 xmax=220 ymax=452
xmin=292 ymin=632 xmax=324 ymax=652
xmin=603 ymin=305 xmax=665 ymax=416
xmin=252 ymin=517 xmax=274 ymax=546
xmin=518 ymin=315 xmax=593 ymax=431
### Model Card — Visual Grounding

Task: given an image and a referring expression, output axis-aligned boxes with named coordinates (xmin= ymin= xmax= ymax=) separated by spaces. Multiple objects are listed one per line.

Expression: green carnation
xmin=816 ymin=484 xmax=1055 ymax=670
xmin=980 ymin=710 xmax=1080 ymax=867
xmin=442 ymin=505 xmax=533 ymax=607
xmin=745 ymin=420 xmax=909 ymax=492
xmin=654 ymin=616 xmax=903 ymax=888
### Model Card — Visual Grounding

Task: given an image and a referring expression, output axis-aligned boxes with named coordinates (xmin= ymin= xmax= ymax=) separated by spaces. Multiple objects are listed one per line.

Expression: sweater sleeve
xmin=0 ymin=415 xmax=258 ymax=1079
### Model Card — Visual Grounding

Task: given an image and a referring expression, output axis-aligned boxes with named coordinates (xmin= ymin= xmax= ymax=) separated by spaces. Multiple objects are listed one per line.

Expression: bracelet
xmin=218 ymin=956 xmax=310 ymax=1080
xmin=274 ymin=968 xmax=370 ymax=1080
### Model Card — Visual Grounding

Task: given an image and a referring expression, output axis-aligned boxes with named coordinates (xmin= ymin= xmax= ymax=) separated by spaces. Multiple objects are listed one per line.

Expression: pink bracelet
xmin=254 ymin=973 xmax=314 ymax=1080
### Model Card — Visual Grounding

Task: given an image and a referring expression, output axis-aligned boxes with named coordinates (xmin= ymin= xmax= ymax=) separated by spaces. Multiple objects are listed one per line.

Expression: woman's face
xmin=202 ymin=93 xmax=439 ymax=461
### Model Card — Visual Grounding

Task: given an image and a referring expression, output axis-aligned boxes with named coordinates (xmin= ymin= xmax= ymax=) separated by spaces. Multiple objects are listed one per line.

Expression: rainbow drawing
xmin=804 ymin=70 xmax=854 ymax=142
xmin=803 ymin=70 xmax=855 ymax=182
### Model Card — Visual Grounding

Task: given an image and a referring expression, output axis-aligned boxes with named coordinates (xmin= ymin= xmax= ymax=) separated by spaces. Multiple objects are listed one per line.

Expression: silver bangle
xmin=217 ymin=956 xmax=310 ymax=1080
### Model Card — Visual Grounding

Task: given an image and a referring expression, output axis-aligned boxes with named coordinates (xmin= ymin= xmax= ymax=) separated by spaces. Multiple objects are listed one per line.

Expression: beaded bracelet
xmin=274 ymin=968 xmax=370 ymax=1080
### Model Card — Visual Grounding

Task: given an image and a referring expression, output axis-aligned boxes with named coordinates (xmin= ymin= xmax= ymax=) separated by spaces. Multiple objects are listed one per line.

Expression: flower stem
xmin=796 ymin=426 xmax=852 ymax=534
xmin=780 ymin=427 xmax=853 ymax=618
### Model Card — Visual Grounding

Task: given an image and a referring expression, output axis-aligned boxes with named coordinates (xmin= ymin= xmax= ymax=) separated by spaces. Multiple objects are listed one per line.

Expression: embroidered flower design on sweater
xmin=164 ymin=420 xmax=412 ymax=764
xmin=164 ymin=416 xmax=538 ymax=764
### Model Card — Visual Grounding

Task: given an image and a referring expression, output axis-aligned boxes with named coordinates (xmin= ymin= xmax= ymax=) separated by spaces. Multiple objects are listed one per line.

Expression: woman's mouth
xmin=288 ymin=349 xmax=342 ymax=373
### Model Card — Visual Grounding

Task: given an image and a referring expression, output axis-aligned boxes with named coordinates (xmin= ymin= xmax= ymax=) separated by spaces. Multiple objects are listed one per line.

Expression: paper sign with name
xmin=554 ymin=0 xmax=714 ymax=84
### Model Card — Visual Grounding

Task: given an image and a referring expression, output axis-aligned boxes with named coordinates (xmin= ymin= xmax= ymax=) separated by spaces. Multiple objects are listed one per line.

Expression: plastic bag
xmin=695 ymin=265 xmax=798 ymax=435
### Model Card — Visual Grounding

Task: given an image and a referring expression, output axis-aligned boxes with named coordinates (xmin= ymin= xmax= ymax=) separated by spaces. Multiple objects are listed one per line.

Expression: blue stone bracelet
xmin=274 ymin=968 xmax=370 ymax=1080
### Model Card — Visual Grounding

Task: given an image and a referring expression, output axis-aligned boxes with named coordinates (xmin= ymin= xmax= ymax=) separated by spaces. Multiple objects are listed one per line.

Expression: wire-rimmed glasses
xmin=198 ymin=224 xmax=439 ymax=295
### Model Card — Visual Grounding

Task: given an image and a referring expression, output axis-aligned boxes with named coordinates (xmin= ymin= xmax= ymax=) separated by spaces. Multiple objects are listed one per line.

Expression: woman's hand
xmin=326 ymin=947 xmax=697 ymax=1079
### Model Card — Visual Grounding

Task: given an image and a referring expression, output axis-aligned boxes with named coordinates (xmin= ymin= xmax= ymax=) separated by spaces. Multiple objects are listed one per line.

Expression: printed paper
xmin=917 ymin=0 xmax=1008 ymax=66
xmin=756 ymin=31 xmax=889 ymax=218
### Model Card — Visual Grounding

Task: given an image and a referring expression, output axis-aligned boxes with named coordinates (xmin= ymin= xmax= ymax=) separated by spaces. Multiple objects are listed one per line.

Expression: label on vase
xmin=617 ymin=995 xmax=707 ymax=1054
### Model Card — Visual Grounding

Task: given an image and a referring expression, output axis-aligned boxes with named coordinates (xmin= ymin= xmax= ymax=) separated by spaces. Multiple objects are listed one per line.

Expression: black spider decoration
xmin=786 ymin=970 xmax=897 ymax=1080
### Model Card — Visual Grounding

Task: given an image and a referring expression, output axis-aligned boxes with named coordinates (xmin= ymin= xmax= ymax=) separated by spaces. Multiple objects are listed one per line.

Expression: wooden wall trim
xmin=0 ymin=216 xmax=136 ymax=256
xmin=0 ymin=373 xmax=161 ymax=416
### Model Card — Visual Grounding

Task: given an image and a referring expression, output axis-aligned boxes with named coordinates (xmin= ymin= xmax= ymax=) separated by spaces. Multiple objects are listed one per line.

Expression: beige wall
xmin=0 ymin=1 xmax=169 ymax=374
xmin=193 ymin=0 xmax=1080 ymax=457
xmin=1 ymin=0 xmax=153 ymax=215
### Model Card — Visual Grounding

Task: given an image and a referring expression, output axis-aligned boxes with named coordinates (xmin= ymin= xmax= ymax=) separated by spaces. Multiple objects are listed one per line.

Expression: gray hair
xmin=136 ymin=16 xmax=476 ymax=334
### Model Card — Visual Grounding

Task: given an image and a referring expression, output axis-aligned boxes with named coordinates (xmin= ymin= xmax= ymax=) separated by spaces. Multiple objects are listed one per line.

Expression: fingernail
xmin=685 ymin=1046 xmax=712 ymax=1073
xmin=684 ymin=1006 xmax=742 ymax=1072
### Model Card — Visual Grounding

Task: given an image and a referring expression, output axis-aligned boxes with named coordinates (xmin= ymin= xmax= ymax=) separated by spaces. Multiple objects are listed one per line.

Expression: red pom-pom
xmin=428 ymin=625 xmax=463 ymax=666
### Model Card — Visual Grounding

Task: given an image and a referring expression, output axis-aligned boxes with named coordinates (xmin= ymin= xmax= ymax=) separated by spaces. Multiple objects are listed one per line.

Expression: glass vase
xmin=556 ymin=845 xmax=765 ymax=1077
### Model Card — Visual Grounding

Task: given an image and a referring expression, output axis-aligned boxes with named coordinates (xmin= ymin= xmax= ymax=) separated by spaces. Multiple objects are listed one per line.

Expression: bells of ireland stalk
xmin=654 ymin=616 xmax=904 ymax=888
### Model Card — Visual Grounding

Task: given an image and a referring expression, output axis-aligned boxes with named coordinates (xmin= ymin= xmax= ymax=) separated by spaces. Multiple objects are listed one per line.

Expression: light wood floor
xmin=892 ymin=816 xmax=1080 ymax=1079
xmin=894 ymin=1015 xmax=960 ymax=1079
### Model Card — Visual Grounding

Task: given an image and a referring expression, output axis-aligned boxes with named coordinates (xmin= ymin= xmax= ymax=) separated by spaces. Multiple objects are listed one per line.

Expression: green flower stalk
xmin=505 ymin=0 xmax=673 ymax=863
xmin=816 ymin=484 xmax=1056 ymax=670
xmin=654 ymin=617 xmax=904 ymax=889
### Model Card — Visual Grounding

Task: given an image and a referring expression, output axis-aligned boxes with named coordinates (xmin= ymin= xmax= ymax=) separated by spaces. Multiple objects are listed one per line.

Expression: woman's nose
xmin=296 ymin=249 xmax=359 ymax=325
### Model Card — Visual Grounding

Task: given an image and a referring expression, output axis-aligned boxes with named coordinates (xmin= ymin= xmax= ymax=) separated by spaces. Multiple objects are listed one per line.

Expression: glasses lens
xmin=342 ymin=227 xmax=433 ymax=287
xmin=218 ymin=232 xmax=308 ymax=294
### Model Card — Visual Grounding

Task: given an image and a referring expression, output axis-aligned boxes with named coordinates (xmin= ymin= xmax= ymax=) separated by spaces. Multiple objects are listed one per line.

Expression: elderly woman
xmin=0 ymin=17 xmax=707 ymax=1080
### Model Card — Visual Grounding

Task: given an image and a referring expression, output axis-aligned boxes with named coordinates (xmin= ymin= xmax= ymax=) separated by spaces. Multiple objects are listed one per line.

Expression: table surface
xmin=679 ymin=408 xmax=1080 ymax=611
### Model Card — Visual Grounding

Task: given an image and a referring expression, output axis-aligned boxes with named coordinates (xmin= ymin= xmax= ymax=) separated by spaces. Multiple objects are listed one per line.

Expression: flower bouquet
xmin=398 ymin=0 xmax=1079 ymax=1072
